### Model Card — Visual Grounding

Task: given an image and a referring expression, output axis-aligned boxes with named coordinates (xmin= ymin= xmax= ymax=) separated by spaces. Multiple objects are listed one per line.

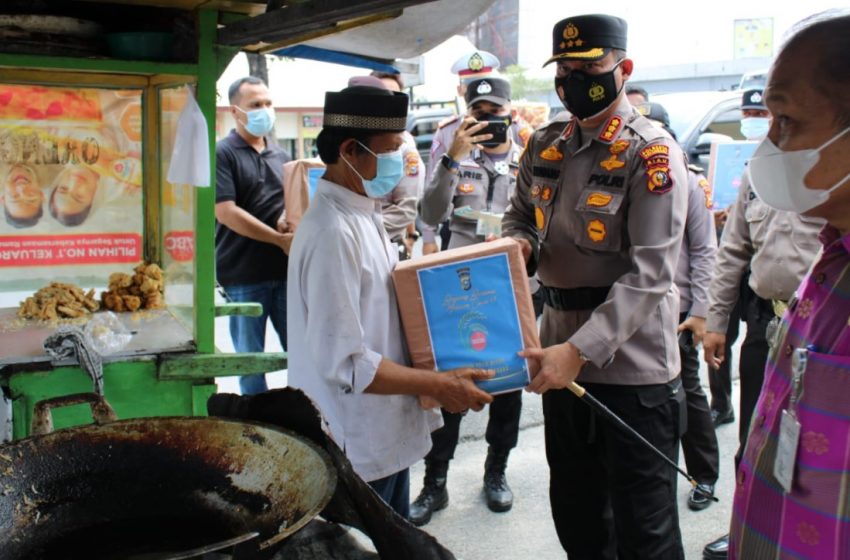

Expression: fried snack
xmin=122 ymin=295 xmax=142 ymax=312
xmin=101 ymin=262 xmax=165 ymax=312
xmin=17 ymin=282 xmax=101 ymax=320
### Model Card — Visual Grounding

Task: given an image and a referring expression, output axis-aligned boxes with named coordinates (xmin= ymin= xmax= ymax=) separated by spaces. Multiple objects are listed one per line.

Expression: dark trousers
xmin=678 ymin=312 xmax=720 ymax=484
xmin=426 ymin=390 xmax=522 ymax=462
xmin=736 ymin=296 xmax=772 ymax=463
xmin=544 ymin=381 xmax=685 ymax=560
xmin=368 ymin=468 xmax=410 ymax=519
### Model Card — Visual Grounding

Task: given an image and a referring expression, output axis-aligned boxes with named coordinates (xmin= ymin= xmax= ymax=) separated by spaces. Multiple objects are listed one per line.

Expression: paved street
xmin=214 ymin=312 xmax=743 ymax=559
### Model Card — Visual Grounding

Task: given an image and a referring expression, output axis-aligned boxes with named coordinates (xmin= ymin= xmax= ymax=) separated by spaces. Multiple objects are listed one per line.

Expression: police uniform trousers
xmin=677 ymin=312 xmax=720 ymax=486
xmin=734 ymin=293 xmax=773 ymax=466
xmin=541 ymin=306 xmax=685 ymax=560
xmin=425 ymin=390 xmax=522 ymax=462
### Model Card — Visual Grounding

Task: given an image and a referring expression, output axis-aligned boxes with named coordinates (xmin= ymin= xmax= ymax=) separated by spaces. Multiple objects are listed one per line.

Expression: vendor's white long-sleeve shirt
xmin=287 ymin=178 xmax=441 ymax=482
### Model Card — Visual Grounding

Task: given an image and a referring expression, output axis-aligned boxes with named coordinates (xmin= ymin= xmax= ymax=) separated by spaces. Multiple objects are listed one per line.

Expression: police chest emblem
xmin=586 ymin=192 xmax=614 ymax=208
xmin=587 ymin=219 xmax=607 ymax=242
xmin=458 ymin=183 xmax=475 ymax=194
xmin=599 ymin=155 xmax=624 ymax=171
xmin=531 ymin=185 xmax=542 ymax=199
xmin=535 ymin=207 xmax=546 ymax=230
xmin=540 ymin=145 xmax=563 ymax=161
xmin=477 ymin=81 xmax=492 ymax=95
xmin=542 ymin=187 xmax=553 ymax=201
xmin=494 ymin=161 xmax=509 ymax=175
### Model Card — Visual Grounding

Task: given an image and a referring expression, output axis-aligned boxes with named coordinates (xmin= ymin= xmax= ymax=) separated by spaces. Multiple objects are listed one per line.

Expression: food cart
xmin=0 ymin=0 xmax=496 ymax=441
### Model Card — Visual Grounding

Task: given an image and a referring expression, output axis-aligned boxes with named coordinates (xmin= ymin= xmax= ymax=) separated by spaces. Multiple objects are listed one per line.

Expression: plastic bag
xmin=167 ymin=85 xmax=211 ymax=187
xmin=84 ymin=312 xmax=133 ymax=356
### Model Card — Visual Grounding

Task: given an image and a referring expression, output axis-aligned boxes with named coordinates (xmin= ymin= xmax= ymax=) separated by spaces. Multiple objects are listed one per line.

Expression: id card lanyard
xmin=774 ymin=347 xmax=807 ymax=493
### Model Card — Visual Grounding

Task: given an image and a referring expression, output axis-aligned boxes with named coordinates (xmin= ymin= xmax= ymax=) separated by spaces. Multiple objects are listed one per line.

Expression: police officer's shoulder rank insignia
xmin=597 ymin=116 xmax=623 ymax=143
xmin=699 ymin=177 xmax=713 ymax=208
xmin=587 ymin=219 xmax=607 ymax=242
xmin=639 ymin=144 xmax=673 ymax=194
xmin=540 ymin=145 xmax=563 ymax=161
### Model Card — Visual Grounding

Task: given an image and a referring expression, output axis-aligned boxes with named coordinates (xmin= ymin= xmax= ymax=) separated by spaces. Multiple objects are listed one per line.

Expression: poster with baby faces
xmin=0 ymin=84 xmax=144 ymax=284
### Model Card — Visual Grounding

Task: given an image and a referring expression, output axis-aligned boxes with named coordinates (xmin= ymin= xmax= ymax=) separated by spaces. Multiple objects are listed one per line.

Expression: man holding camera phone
xmin=412 ymin=76 xmax=524 ymax=525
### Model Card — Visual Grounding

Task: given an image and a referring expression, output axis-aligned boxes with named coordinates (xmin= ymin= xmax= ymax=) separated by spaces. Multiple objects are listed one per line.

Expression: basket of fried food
xmin=18 ymin=283 xmax=100 ymax=321
xmin=101 ymin=263 xmax=165 ymax=313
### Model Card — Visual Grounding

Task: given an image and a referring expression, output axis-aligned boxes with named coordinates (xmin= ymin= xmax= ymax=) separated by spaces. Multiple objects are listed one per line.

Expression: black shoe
xmin=711 ymin=408 xmax=735 ymax=427
xmin=703 ymin=534 xmax=729 ymax=560
xmin=483 ymin=447 xmax=513 ymax=513
xmin=688 ymin=483 xmax=716 ymax=511
xmin=409 ymin=461 xmax=449 ymax=526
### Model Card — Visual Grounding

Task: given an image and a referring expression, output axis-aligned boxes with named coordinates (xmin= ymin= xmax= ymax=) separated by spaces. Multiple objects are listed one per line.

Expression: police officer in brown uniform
xmin=502 ymin=15 xmax=688 ymax=559
xmin=411 ymin=77 xmax=524 ymax=525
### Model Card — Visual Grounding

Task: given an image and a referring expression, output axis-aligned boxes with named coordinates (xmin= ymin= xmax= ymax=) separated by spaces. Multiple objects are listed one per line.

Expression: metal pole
xmin=568 ymin=382 xmax=718 ymax=502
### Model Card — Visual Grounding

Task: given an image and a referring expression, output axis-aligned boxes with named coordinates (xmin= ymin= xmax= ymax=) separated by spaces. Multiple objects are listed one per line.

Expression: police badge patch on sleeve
xmin=639 ymin=144 xmax=674 ymax=194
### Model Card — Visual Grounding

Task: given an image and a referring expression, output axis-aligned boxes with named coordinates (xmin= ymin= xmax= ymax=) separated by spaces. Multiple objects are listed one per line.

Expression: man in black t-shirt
xmin=216 ymin=76 xmax=291 ymax=395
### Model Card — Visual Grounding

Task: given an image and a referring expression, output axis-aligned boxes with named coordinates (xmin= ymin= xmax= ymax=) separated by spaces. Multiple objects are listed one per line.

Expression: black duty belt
xmin=540 ymin=285 xmax=612 ymax=311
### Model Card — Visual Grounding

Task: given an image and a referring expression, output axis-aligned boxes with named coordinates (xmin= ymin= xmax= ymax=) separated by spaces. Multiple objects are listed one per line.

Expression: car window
xmin=702 ymin=107 xmax=745 ymax=141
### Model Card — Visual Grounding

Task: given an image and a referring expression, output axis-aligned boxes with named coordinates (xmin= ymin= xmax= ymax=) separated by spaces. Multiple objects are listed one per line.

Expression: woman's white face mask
xmin=747 ymin=126 xmax=850 ymax=213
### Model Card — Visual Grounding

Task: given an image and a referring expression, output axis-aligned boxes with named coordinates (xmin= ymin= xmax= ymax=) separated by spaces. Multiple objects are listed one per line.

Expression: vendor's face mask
xmin=555 ymin=59 xmax=624 ymax=120
xmin=236 ymin=106 xmax=276 ymax=137
xmin=341 ymin=141 xmax=404 ymax=199
xmin=747 ymin=126 xmax=850 ymax=213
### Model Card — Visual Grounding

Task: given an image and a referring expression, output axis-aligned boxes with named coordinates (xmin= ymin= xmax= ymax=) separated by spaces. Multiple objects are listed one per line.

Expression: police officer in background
xmin=412 ymin=77 xmax=524 ymax=525
xmin=503 ymin=15 xmax=688 ymax=558
xmin=423 ymin=50 xmax=534 ymax=255
xmin=636 ymin=101 xmax=721 ymax=511
xmin=700 ymin=87 xmax=824 ymax=560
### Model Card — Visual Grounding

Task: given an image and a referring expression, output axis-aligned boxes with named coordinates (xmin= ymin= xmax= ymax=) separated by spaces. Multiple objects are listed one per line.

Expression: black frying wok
xmin=0 ymin=394 xmax=336 ymax=560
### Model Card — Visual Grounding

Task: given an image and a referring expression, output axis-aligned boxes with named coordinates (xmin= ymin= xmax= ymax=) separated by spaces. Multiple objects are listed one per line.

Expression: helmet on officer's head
xmin=451 ymin=50 xmax=501 ymax=84
xmin=544 ymin=14 xmax=628 ymax=66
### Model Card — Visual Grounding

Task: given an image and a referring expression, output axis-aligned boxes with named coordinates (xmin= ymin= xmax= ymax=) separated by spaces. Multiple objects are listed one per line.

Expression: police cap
xmin=545 ymin=14 xmax=628 ymax=66
xmin=741 ymin=88 xmax=766 ymax=110
xmin=636 ymin=102 xmax=670 ymax=127
xmin=465 ymin=77 xmax=511 ymax=107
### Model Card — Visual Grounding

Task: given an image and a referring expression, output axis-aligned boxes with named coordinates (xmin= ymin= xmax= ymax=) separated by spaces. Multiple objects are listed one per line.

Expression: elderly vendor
xmin=286 ymin=84 xmax=494 ymax=518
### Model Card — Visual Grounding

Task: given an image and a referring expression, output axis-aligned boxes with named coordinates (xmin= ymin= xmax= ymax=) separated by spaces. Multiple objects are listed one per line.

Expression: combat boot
xmin=483 ymin=446 xmax=513 ymax=512
xmin=409 ymin=460 xmax=449 ymax=526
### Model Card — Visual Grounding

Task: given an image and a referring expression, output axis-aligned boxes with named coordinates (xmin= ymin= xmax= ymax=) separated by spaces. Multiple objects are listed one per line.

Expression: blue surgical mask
xmin=341 ymin=141 xmax=404 ymax=198
xmin=740 ymin=117 xmax=770 ymax=140
xmin=236 ymin=106 xmax=275 ymax=137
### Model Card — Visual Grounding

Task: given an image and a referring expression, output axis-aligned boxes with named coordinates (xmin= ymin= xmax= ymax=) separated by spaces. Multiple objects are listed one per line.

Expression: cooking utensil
xmin=0 ymin=393 xmax=337 ymax=560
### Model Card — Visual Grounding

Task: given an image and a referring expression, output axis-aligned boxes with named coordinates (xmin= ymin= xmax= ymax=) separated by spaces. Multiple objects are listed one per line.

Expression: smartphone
xmin=475 ymin=119 xmax=508 ymax=145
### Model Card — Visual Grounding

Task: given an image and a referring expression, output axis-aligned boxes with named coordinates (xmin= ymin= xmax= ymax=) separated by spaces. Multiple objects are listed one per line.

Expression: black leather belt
xmin=539 ymin=285 xmax=612 ymax=311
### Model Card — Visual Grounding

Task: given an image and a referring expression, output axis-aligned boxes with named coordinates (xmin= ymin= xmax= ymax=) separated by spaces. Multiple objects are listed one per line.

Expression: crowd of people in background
xmin=214 ymin=10 xmax=850 ymax=560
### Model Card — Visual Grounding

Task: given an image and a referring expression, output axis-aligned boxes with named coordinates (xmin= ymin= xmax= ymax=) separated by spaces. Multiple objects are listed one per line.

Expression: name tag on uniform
xmin=475 ymin=211 xmax=504 ymax=238
xmin=775 ymin=410 xmax=801 ymax=493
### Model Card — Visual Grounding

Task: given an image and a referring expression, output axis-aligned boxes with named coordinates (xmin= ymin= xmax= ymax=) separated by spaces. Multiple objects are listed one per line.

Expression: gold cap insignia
xmin=468 ymin=53 xmax=484 ymax=71
xmin=564 ymin=23 xmax=579 ymax=40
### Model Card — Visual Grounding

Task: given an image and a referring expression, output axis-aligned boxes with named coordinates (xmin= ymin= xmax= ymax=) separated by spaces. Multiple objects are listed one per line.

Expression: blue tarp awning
xmin=271 ymin=45 xmax=399 ymax=73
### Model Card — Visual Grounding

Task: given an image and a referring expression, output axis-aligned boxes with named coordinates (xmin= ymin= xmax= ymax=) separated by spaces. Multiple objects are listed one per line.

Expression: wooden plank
xmin=217 ymin=0 xmax=437 ymax=47
xmin=74 ymin=0 xmax=267 ymax=14
xmin=0 ymin=53 xmax=197 ymax=77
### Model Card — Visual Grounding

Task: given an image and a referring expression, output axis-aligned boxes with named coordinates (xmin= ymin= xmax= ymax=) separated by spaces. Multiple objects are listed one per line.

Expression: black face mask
xmin=475 ymin=113 xmax=512 ymax=148
xmin=554 ymin=62 xmax=623 ymax=120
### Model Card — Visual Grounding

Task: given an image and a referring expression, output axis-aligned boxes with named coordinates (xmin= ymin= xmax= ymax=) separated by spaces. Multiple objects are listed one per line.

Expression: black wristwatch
xmin=441 ymin=153 xmax=460 ymax=171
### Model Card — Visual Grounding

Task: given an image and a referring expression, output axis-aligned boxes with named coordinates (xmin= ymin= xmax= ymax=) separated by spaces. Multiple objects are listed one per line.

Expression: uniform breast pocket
xmin=744 ymin=195 xmax=769 ymax=223
xmin=573 ymin=188 xmax=626 ymax=252
xmin=529 ymin=181 xmax=557 ymax=240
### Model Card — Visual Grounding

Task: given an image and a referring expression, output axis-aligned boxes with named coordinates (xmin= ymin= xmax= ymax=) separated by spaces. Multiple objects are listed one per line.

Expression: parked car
xmin=406 ymin=105 xmax=456 ymax=168
xmin=652 ymin=90 xmax=745 ymax=170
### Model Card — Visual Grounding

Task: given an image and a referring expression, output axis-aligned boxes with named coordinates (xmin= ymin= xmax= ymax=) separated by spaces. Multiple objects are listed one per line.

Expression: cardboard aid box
xmin=392 ymin=238 xmax=541 ymax=398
